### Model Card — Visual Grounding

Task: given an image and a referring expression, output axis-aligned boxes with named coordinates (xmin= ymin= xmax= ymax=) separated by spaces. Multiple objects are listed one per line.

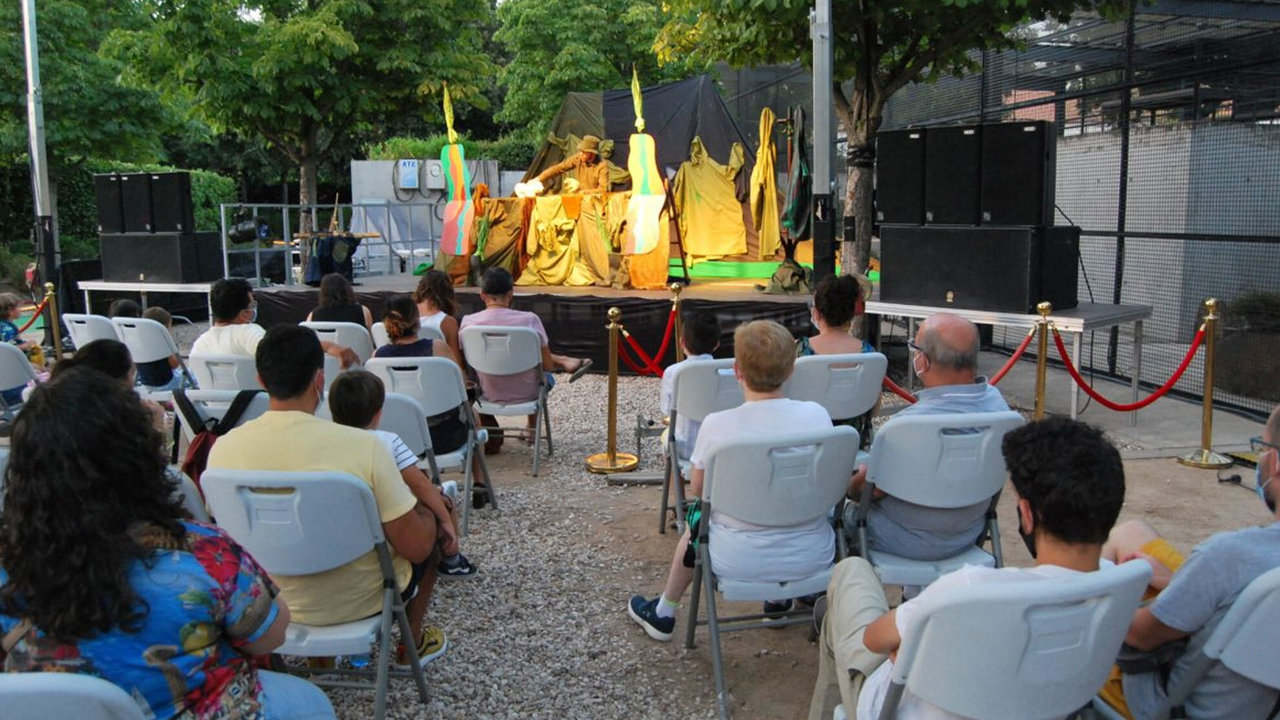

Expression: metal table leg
xmin=1130 ymin=319 xmax=1143 ymax=428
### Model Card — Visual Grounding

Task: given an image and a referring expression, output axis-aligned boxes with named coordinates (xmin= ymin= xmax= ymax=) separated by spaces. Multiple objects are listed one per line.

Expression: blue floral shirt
xmin=0 ymin=522 xmax=279 ymax=720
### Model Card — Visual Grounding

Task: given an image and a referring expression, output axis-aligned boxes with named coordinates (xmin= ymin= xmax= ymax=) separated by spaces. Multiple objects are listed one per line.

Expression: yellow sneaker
xmin=396 ymin=624 xmax=448 ymax=668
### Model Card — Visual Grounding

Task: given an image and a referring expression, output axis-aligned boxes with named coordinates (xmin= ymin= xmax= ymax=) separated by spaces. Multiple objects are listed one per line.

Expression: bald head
xmin=1267 ymin=404 xmax=1280 ymax=446
xmin=915 ymin=313 xmax=980 ymax=386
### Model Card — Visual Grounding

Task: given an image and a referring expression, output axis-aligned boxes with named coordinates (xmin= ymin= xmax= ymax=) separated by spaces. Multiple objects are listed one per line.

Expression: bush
xmin=1221 ymin=291 xmax=1280 ymax=333
xmin=366 ymin=134 xmax=539 ymax=171
xmin=0 ymin=242 xmax=33 ymax=292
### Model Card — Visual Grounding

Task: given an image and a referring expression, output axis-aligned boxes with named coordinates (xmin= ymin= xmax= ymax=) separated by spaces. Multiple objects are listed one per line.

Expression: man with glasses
xmin=847 ymin=313 xmax=1010 ymax=561
xmin=1096 ymin=403 xmax=1280 ymax=719
xmin=192 ymin=278 xmax=358 ymax=368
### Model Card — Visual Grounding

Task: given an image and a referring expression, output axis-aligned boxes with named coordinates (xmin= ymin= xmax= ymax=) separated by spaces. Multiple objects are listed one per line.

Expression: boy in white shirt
xmin=659 ymin=310 xmax=722 ymax=460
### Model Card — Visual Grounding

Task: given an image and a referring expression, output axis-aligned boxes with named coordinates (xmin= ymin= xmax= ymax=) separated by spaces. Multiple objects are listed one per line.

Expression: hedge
xmin=366 ymin=134 xmax=539 ymax=172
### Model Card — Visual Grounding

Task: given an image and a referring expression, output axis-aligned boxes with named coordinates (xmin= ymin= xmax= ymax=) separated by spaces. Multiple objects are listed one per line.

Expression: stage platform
xmin=256 ymin=276 xmax=810 ymax=372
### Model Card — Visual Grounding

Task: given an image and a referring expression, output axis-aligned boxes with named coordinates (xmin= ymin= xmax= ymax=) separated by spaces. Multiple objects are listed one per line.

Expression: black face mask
xmin=1019 ymin=521 xmax=1037 ymax=559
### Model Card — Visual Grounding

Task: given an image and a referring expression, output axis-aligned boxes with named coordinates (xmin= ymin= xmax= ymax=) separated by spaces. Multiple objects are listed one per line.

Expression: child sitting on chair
xmin=659 ymin=311 xmax=722 ymax=461
xmin=0 ymin=292 xmax=45 ymax=408
xmin=140 ymin=306 xmax=189 ymax=391
xmin=328 ymin=369 xmax=477 ymax=578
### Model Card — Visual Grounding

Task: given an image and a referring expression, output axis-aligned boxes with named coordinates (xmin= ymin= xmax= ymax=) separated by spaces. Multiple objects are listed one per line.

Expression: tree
xmin=495 ymin=0 xmax=709 ymax=132
xmin=111 ymin=0 xmax=496 ymax=223
xmin=657 ymin=0 xmax=1128 ymax=275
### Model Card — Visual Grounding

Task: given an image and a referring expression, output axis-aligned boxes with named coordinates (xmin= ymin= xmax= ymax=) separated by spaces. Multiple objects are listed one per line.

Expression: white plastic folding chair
xmin=167 ymin=466 xmax=211 ymax=522
xmin=0 ymin=343 xmax=40 ymax=421
xmin=459 ymin=325 xmax=552 ymax=476
xmin=659 ymin=359 xmax=742 ymax=534
xmin=302 ymin=321 xmax=375 ymax=363
xmin=685 ymin=425 xmax=860 ymax=720
xmin=0 ymin=672 xmax=148 ymax=720
xmin=861 ymin=560 xmax=1152 ymax=720
xmin=172 ymin=389 xmax=270 ymax=444
xmin=0 ymin=446 xmax=9 ymax=512
xmin=784 ymin=352 xmax=887 ymax=423
xmin=200 ymin=469 xmax=431 ymax=720
xmin=111 ymin=317 xmax=190 ymax=401
xmin=62 ymin=313 xmax=120 ymax=349
xmin=371 ymin=322 xmax=445 ymax=350
xmin=188 ymin=354 xmax=263 ymax=391
xmin=366 ymin=358 xmax=495 ymax=534
xmin=852 ymin=410 xmax=1025 ymax=587
xmin=1091 ymin=565 xmax=1280 ymax=720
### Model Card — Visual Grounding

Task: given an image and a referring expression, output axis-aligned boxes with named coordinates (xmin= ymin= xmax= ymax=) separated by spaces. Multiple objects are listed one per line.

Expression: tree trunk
xmin=298 ymin=126 xmax=319 ymax=235
xmin=836 ymin=81 xmax=881 ymax=277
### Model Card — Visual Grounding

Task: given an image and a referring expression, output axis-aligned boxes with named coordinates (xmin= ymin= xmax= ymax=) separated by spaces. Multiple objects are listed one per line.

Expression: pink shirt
xmin=460 ymin=306 xmax=548 ymax=403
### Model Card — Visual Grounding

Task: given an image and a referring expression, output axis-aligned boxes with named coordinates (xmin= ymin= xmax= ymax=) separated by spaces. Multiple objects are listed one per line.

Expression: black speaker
xmin=100 ymin=232 xmax=224 ymax=283
xmin=924 ymin=126 xmax=981 ymax=225
xmin=981 ymin=121 xmax=1056 ymax=226
xmin=150 ymin=172 xmax=195 ymax=232
xmin=880 ymin=225 xmax=1078 ymax=313
xmin=875 ymin=129 xmax=926 ymax=224
xmin=93 ymin=173 xmax=125 ymax=234
xmin=119 ymin=173 xmax=153 ymax=233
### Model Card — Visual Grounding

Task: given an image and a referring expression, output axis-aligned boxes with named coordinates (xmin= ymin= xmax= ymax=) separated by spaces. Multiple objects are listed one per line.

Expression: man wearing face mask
xmin=809 ymin=417 xmax=1127 ymax=720
xmin=845 ymin=313 xmax=1009 ymax=561
xmin=192 ymin=277 xmax=359 ymax=369
xmin=207 ymin=325 xmax=450 ymax=666
xmin=1095 ymin=404 xmax=1280 ymax=720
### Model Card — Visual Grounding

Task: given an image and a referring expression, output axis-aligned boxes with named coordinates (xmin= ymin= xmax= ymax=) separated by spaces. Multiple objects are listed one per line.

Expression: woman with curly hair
xmin=797 ymin=273 xmax=874 ymax=357
xmin=0 ymin=367 xmax=336 ymax=719
xmin=306 ymin=272 xmax=372 ymax=331
xmin=412 ymin=269 xmax=462 ymax=360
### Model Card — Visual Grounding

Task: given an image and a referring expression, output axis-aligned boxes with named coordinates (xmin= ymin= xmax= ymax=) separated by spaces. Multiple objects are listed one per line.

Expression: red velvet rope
xmin=883 ymin=376 xmax=918 ymax=404
xmin=622 ymin=331 xmax=664 ymax=377
xmin=988 ymin=328 xmax=1037 ymax=387
xmin=651 ymin=306 xmax=677 ymax=366
xmin=18 ymin=298 xmax=49 ymax=333
xmin=1051 ymin=325 xmax=1205 ymax=412
xmin=617 ymin=336 xmax=649 ymax=375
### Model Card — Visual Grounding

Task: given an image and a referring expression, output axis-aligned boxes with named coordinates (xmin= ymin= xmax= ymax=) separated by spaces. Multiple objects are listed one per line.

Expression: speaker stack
xmin=875 ymin=120 xmax=1077 ymax=314
xmin=93 ymin=172 xmax=222 ymax=283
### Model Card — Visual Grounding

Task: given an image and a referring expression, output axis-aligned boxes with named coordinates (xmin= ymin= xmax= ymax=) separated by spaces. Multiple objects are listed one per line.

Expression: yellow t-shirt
xmin=207 ymin=410 xmax=418 ymax=625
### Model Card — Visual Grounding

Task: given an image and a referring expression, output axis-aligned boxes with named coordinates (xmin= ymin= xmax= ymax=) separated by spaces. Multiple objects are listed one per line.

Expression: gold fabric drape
xmin=750 ymin=107 xmax=781 ymax=259
xmin=672 ymin=137 xmax=747 ymax=263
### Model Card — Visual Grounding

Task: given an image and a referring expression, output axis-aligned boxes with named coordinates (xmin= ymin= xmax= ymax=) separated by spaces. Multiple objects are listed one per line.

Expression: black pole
xmin=1108 ymin=1 xmax=1136 ymax=375
xmin=35 ymin=214 xmax=57 ymax=347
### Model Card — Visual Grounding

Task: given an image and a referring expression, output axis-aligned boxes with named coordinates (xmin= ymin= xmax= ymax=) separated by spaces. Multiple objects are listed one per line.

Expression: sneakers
xmin=438 ymin=553 xmax=478 ymax=579
xmin=811 ymin=594 xmax=829 ymax=639
xmin=396 ymin=624 xmax=448 ymax=668
xmin=762 ymin=599 xmax=794 ymax=627
xmin=627 ymin=595 xmax=675 ymax=642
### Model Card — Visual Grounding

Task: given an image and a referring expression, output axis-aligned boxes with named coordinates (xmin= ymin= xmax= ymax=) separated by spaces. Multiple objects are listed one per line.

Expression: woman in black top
xmin=307 ymin=273 xmax=373 ymax=330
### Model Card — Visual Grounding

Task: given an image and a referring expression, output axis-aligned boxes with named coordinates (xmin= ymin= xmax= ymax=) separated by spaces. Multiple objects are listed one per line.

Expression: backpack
xmin=173 ymin=388 xmax=262 ymax=491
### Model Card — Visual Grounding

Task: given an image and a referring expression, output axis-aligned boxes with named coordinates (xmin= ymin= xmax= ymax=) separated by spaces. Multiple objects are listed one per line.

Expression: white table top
xmin=79 ymin=280 xmax=213 ymax=294
xmin=864 ymin=301 xmax=1152 ymax=333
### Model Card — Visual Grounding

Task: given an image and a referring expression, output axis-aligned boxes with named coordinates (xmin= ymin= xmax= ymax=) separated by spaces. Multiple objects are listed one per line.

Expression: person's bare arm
xmin=847 ymin=464 xmax=886 ymax=500
xmin=690 ymin=467 xmax=705 ymax=499
xmin=382 ymin=504 xmax=437 ymax=564
xmin=320 ymin=340 xmax=360 ymax=369
xmin=863 ymin=608 xmax=901 ymax=655
xmin=398 ymin=466 xmax=459 ymax=556
xmin=1126 ymin=607 xmax=1191 ymax=651
xmin=241 ymin=598 xmax=291 ymax=656
xmin=540 ymin=345 xmax=554 ymax=372
xmin=441 ymin=316 xmax=462 ymax=367
xmin=433 ymin=335 xmax=462 ymax=372
xmin=361 ymin=305 xmax=374 ymax=332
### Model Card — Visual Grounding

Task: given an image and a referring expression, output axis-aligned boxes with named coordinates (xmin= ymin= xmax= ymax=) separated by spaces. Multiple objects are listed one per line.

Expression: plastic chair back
xmin=188 ymin=354 xmax=262 ymax=391
xmin=174 ymin=389 xmax=270 ymax=443
xmin=371 ymin=321 xmax=391 ymax=349
xmin=0 ymin=672 xmax=148 ymax=720
xmin=302 ymin=321 xmax=375 ymax=363
xmin=704 ymin=425 xmax=859 ymax=528
xmin=376 ymin=392 xmax=433 ymax=459
xmin=868 ymin=411 xmax=1024 ymax=509
xmin=201 ymin=469 xmax=383 ymax=576
xmin=167 ymin=466 xmax=210 ymax=522
xmin=366 ymin=356 xmax=467 ymax=417
xmin=63 ymin=313 xmax=120 ymax=348
xmin=1179 ymin=566 xmax=1280 ymax=701
xmin=671 ymin=359 xmax=742 ymax=423
xmin=459 ymin=326 xmax=542 ymax=376
xmin=784 ymin=352 xmax=887 ymax=420
xmin=887 ymin=560 xmax=1152 ymax=720
xmin=110 ymin=317 xmax=178 ymax=364
xmin=0 ymin=343 xmax=39 ymax=393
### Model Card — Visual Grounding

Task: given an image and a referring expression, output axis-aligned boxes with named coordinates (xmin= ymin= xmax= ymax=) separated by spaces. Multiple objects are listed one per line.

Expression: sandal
xmin=568 ymin=358 xmax=593 ymax=383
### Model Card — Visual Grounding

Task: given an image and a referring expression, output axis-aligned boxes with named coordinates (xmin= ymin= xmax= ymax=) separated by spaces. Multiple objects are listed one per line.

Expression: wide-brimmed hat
xmin=578 ymin=135 xmax=601 ymax=154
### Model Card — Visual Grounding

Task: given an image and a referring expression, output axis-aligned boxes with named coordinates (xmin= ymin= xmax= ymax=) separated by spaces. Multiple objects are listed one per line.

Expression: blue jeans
xmin=258 ymin=670 xmax=336 ymax=720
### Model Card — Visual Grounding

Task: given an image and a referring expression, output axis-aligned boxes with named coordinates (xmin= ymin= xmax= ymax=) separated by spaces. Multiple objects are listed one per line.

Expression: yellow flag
xmin=443 ymin=82 xmax=458 ymax=145
xmin=631 ymin=66 xmax=645 ymax=133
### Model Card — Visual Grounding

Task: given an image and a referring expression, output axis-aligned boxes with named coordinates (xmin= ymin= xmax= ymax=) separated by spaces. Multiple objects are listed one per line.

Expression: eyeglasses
xmin=1250 ymin=436 xmax=1279 ymax=456
xmin=907 ymin=339 xmax=924 ymax=356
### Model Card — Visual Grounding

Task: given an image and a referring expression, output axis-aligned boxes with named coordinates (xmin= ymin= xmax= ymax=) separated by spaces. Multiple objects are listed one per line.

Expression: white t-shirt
xmin=689 ymin=397 xmax=835 ymax=583
xmin=191 ymin=323 xmax=266 ymax=358
xmin=371 ymin=428 xmax=418 ymax=472
xmin=660 ymin=353 xmax=713 ymax=460
xmin=856 ymin=564 xmax=1082 ymax=720
xmin=419 ymin=311 xmax=446 ymax=334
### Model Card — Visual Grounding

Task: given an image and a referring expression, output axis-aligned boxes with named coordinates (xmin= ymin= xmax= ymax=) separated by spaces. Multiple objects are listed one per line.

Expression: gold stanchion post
xmin=586 ymin=307 xmax=639 ymax=474
xmin=1033 ymin=301 xmax=1052 ymax=420
xmin=670 ymin=282 xmax=684 ymax=363
xmin=44 ymin=282 xmax=62 ymax=361
xmin=1178 ymin=298 xmax=1232 ymax=469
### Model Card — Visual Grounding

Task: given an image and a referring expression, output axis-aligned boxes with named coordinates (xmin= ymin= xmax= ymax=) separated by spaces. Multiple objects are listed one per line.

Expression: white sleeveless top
xmin=419 ymin=310 xmax=446 ymax=333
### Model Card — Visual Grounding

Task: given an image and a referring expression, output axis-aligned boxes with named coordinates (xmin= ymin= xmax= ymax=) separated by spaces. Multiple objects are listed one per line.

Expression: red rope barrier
xmin=1051 ymin=325 xmax=1204 ymax=412
xmin=17 ymin=298 xmax=48 ymax=333
xmin=988 ymin=327 xmax=1037 ymax=387
xmin=883 ymin=377 xmax=918 ymax=404
xmin=651 ymin=306 xmax=677 ymax=366
xmin=617 ymin=336 xmax=649 ymax=375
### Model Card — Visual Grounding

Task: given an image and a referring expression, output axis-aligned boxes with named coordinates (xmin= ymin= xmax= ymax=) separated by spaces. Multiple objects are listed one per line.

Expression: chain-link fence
xmin=877 ymin=3 xmax=1280 ymax=419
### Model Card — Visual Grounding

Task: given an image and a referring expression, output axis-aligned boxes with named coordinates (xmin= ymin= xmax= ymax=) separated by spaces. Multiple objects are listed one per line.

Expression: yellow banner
xmin=443 ymin=82 xmax=458 ymax=145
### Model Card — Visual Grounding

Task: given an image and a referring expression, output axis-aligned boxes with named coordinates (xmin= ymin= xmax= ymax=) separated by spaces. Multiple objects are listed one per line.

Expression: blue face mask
xmin=249 ymin=305 xmax=258 ymax=323
xmin=1257 ymin=462 xmax=1275 ymax=513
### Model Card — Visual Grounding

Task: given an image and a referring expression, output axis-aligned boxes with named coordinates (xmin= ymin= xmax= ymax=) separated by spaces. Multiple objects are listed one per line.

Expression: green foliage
xmin=366 ymin=134 xmax=539 ymax=171
xmin=0 ymin=0 xmax=173 ymax=167
xmin=494 ymin=0 xmax=709 ymax=131
xmin=109 ymin=0 xmax=497 ymax=206
xmin=0 ymin=241 xmax=33 ymax=291
xmin=1223 ymin=292 xmax=1280 ymax=334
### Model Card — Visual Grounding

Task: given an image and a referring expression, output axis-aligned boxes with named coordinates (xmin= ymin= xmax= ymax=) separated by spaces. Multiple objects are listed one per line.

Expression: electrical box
xmin=424 ymin=160 xmax=446 ymax=190
xmin=396 ymin=159 xmax=420 ymax=190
